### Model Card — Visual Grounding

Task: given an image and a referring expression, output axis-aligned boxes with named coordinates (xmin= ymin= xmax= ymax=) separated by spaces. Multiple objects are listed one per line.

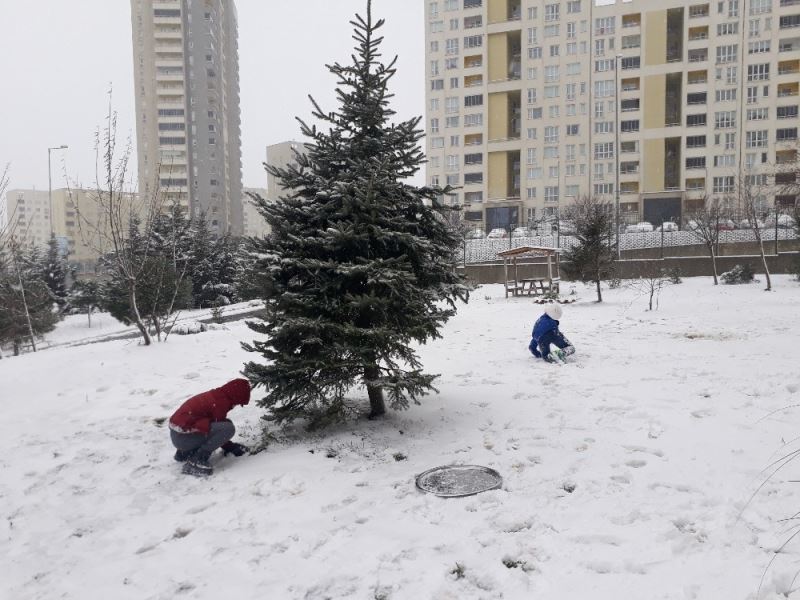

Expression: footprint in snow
xmin=625 ymin=460 xmax=647 ymax=469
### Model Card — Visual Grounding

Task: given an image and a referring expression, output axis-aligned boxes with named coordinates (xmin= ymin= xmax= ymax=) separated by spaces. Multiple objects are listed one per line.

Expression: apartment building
xmin=4 ymin=188 xmax=139 ymax=274
xmin=424 ymin=0 xmax=800 ymax=232
xmin=266 ymin=141 xmax=305 ymax=203
xmin=242 ymin=187 xmax=269 ymax=238
xmin=131 ymin=0 xmax=243 ymax=235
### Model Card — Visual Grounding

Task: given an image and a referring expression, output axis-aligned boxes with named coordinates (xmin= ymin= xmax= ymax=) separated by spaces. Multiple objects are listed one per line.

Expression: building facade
xmin=424 ymin=0 xmax=800 ymax=232
xmin=242 ymin=187 xmax=269 ymax=238
xmin=4 ymin=188 xmax=139 ymax=274
xmin=266 ymin=141 xmax=305 ymax=203
xmin=131 ymin=0 xmax=243 ymax=234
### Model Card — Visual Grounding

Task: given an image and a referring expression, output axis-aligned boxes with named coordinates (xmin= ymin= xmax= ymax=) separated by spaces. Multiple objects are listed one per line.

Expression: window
xmin=527 ymin=127 xmax=538 ymax=139
xmin=749 ymin=0 xmax=771 ymax=14
xmin=621 ymin=120 xmax=639 ymax=132
xmin=714 ymin=154 xmax=736 ymax=167
xmin=464 ymin=173 xmax=483 ymax=184
xmin=713 ymin=176 xmax=735 ymax=193
xmin=688 ymin=92 xmax=708 ymax=105
xmin=544 ymin=187 xmax=559 ymax=203
xmin=777 ymin=128 xmax=798 ymax=141
xmin=687 ymin=113 xmax=708 ymax=127
xmin=716 ymin=44 xmax=738 ymax=63
xmin=430 ymin=20 xmax=444 ymax=33
xmin=565 ymin=83 xmax=576 ymax=100
xmin=431 ymin=137 xmax=445 ymax=149
xmin=544 ymin=126 xmax=559 ymax=142
xmin=746 ymin=130 xmax=769 ymax=147
xmin=464 ymin=0 xmax=482 ymax=8
xmin=621 ymin=141 xmax=639 ymax=153
xmin=464 ymin=15 xmax=482 ymax=28
xmin=566 ymin=124 xmax=579 ymax=136
xmin=549 ymin=166 xmax=560 ymax=179
xmin=747 ymin=107 xmax=769 ymax=120
xmin=450 ymin=135 xmax=460 ymax=146
xmin=567 ymin=22 xmax=576 ymax=39
xmin=566 ymin=145 xmax=576 ymax=160
xmin=717 ymin=22 xmax=739 ymax=35
xmin=550 ymin=44 xmax=560 ymax=57
xmin=594 ymin=142 xmax=614 ymax=159
xmin=544 ymin=24 xmax=560 ymax=37
xmin=594 ymin=184 xmax=614 ymax=195
xmin=748 ymin=63 xmax=770 ymax=81
xmin=545 ymin=65 xmax=560 ymax=82
xmin=464 ymin=35 xmax=483 ymax=48
xmin=544 ymin=146 xmax=559 ymax=159
xmin=445 ymin=97 xmax=459 ymax=113
xmin=778 ymin=105 xmax=799 ymax=119
xmin=749 ymin=40 xmax=771 ymax=54
xmin=445 ymin=39 xmax=459 ymax=55
xmin=621 ymin=56 xmax=640 ymax=70
xmin=567 ymin=1 xmax=581 ymax=14
xmin=529 ymin=47 xmax=542 ymax=59
xmin=528 ymin=107 xmax=543 ymax=119
xmin=430 ymin=60 xmax=440 ymax=76
xmin=566 ymin=62 xmax=580 ymax=75
xmin=154 ymin=8 xmax=181 ymax=17
xmin=464 ymin=113 xmax=483 ymax=126
xmin=686 ymin=156 xmax=707 ymax=169
xmin=595 ymin=59 xmax=615 ymax=72
xmin=621 ymin=99 xmax=640 ymax=112
xmin=715 ymin=111 xmax=736 ymax=128
xmin=715 ymin=89 xmax=736 ymax=102
xmin=159 ymin=136 xmax=186 ymax=145
xmin=450 ymin=18 xmax=459 ymax=30
xmin=595 ymin=17 xmax=615 ymax=35
xmin=464 ymin=192 xmax=483 ymax=203
xmin=687 ymin=135 xmax=706 ymax=148
xmin=594 ymin=80 xmax=614 ymax=98
xmin=445 ymin=116 xmax=459 ymax=128
xmin=464 ymin=94 xmax=483 ymax=106
xmin=431 ymin=79 xmax=444 ymax=90
xmin=595 ymin=121 xmax=614 ymax=134
xmin=158 ymin=122 xmax=185 ymax=131
xmin=544 ymin=85 xmax=559 ymax=98
xmin=780 ymin=15 xmax=800 ymax=29
xmin=545 ymin=4 xmax=560 ymax=21
xmin=464 ymin=153 xmax=483 ymax=165
xmin=526 ymin=148 xmax=538 ymax=164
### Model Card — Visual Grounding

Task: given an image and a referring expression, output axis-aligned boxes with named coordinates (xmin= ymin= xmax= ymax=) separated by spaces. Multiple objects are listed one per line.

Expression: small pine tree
xmin=0 ymin=242 xmax=59 ymax=355
xmin=243 ymin=2 xmax=468 ymax=428
xmin=40 ymin=233 xmax=72 ymax=311
xmin=69 ymin=279 xmax=103 ymax=327
xmin=561 ymin=197 xmax=616 ymax=302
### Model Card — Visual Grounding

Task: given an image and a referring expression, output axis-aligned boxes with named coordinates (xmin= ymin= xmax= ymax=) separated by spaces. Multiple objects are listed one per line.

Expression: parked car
xmin=625 ymin=221 xmax=654 ymax=233
xmin=511 ymin=226 xmax=531 ymax=238
xmin=656 ymin=221 xmax=679 ymax=232
xmin=738 ymin=218 xmax=766 ymax=230
xmin=765 ymin=214 xmax=797 ymax=229
xmin=487 ymin=228 xmax=508 ymax=239
xmin=465 ymin=228 xmax=485 ymax=240
xmin=715 ymin=219 xmax=736 ymax=231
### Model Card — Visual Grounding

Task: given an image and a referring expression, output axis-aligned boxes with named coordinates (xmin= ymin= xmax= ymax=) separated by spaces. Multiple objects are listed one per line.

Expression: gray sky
xmin=0 ymin=1 xmax=424 ymax=192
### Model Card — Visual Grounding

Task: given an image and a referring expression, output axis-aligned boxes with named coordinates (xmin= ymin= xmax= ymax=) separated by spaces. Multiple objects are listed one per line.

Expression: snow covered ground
xmin=2 ymin=276 xmax=800 ymax=599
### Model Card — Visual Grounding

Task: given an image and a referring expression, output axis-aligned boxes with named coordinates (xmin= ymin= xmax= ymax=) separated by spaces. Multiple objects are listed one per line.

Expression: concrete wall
xmin=460 ymin=242 xmax=800 ymax=285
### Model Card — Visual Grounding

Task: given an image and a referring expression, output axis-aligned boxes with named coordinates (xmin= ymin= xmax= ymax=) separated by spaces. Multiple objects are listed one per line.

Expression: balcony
xmin=464 ymin=54 xmax=483 ymax=69
xmin=465 ymin=133 xmax=484 ymax=146
xmin=778 ymin=59 xmax=800 ymax=75
xmin=688 ymin=70 xmax=708 ymax=84
xmin=622 ymin=13 xmax=641 ymax=28
xmin=689 ymin=4 xmax=710 ymax=18
xmin=778 ymin=82 xmax=800 ymax=97
xmin=621 ymin=77 xmax=640 ymax=92
xmin=780 ymin=37 xmax=800 ymax=52
xmin=689 ymin=26 xmax=709 ymax=41
xmin=465 ymin=74 xmax=483 ymax=88
xmin=688 ymin=49 xmax=708 ymax=63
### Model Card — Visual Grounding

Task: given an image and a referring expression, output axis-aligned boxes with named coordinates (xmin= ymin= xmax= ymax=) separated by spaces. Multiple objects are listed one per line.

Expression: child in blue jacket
xmin=529 ymin=304 xmax=575 ymax=363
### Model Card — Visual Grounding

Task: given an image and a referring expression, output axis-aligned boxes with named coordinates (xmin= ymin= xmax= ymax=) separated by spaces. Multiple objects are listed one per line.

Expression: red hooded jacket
xmin=169 ymin=379 xmax=251 ymax=434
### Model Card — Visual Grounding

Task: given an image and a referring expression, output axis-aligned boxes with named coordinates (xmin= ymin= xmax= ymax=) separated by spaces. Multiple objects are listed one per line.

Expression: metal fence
xmin=460 ymin=222 xmax=798 ymax=264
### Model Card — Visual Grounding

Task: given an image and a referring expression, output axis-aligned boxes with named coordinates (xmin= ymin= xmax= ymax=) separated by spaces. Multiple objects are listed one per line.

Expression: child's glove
xmin=222 ymin=442 xmax=249 ymax=457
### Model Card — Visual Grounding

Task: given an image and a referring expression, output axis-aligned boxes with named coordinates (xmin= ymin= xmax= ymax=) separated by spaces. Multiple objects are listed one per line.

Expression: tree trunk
xmin=595 ymin=278 xmax=603 ymax=303
xmin=129 ymin=281 xmax=151 ymax=346
xmin=364 ymin=363 xmax=385 ymax=418
xmin=87 ymin=307 xmax=92 ymax=328
xmin=709 ymin=246 xmax=719 ymax=285
xmin=753 ymin=228 xmax=772 ymax=291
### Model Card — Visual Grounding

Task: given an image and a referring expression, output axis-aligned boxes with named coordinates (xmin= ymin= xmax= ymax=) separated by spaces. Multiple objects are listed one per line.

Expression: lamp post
xmin=47 ymin=145 xmax=68 ymax=235
xmin=614 ymin=54 xmax=623 ymax=259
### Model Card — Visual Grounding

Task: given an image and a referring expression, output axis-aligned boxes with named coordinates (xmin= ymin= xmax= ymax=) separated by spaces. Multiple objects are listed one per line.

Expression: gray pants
xmin=170 ymin=420 xmax=235 ymax=456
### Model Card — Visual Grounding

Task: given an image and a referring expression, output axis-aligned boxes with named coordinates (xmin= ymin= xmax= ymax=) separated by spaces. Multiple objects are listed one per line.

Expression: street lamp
xmin=48 ymin=145 xmax=68 ymax=235
xmin=614 ymin=54 xmax=623 ymax=259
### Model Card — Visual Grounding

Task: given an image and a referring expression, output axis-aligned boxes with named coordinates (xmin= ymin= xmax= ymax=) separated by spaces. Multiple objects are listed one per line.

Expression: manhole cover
xmin=415 ymin=465 xmax=502 ymax=498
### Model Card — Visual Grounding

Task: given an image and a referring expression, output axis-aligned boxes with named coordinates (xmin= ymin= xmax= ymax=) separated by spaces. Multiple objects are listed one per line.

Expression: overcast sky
xmin=0 ymin=1 xmax=424 ymax=193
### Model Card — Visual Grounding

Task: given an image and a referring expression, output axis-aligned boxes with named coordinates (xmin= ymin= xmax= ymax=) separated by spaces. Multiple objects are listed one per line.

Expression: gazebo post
xmin=513 ymin=255 xmax=519 ymax=296
xmin=503 ymin=257 xmax=509 ymax=298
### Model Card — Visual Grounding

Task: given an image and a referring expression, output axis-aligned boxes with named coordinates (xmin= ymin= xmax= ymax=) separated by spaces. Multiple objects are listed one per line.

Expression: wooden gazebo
xmin=497 ymin=246 xmax=561 ymax=298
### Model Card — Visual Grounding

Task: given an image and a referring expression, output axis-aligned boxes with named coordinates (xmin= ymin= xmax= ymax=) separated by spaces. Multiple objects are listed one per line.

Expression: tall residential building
xmin=242 ymin=187 xmax=269 ymax=238
xmin=424 ymin=0 xmax=800 ymax=232
xmin=266 ymin=141 xmax=304 ymax=203
xmin=131 ymin=0 xmax=243 ymax=235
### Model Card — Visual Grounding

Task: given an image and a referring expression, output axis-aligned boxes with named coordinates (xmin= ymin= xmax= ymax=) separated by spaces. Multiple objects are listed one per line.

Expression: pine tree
xmin=69 ymin=279 xmax=103 ymax=328
xmin=0 ymin=241 xmax=59 ymax=355
xmin=243 ymin=2 xmax=468 ymax=428
xmin=561 ymin=197 xmax=616 ymax=302
xmin=40 ymin=233 xmax=72 ymax=311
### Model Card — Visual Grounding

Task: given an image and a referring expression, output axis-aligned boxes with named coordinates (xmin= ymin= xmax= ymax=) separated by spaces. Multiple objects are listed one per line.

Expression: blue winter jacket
xmin=532 ymin=314 xmax=559 ymax=344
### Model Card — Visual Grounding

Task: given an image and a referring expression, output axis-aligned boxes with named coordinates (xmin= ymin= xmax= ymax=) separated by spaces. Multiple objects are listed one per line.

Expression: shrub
xmin=721 ymin=263 xmax=755 ymax=285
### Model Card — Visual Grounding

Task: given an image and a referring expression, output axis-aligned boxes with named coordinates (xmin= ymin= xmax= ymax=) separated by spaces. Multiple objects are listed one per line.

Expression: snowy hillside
xmin=2 ymin=276 xmax=800 ymax=600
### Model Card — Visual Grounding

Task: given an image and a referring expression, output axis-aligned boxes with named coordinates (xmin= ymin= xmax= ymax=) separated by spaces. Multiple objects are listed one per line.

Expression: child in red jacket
xmin=169 ymin=378 xmax=251 ymax=476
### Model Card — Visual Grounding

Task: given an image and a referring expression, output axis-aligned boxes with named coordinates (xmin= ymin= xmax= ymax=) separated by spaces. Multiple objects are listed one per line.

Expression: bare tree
xmin=627 ymin=265 xmax=674 ymax=311
xmin=735 ymin=172 xmax=772 ymax=291
xmin=684 ymin=196 xmax=727 ymax=285
xmin=68 ymin=93 xmax=166 ymax=346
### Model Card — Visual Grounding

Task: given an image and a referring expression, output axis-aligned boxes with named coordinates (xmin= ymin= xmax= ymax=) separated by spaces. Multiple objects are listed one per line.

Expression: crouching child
xmin=169 ymin=378 xmax=251 ymax=476
xmin=529 ymin=304 xmax=576 ymax=363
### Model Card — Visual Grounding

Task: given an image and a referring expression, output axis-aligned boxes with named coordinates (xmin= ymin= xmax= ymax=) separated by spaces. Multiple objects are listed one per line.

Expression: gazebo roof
xmin=496 ymin=246 xmax=561 ymax=258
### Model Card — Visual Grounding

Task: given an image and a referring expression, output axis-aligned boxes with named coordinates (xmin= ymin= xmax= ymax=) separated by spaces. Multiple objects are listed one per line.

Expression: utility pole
xmin=614 ymin=54 xmax=622 ymax=260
